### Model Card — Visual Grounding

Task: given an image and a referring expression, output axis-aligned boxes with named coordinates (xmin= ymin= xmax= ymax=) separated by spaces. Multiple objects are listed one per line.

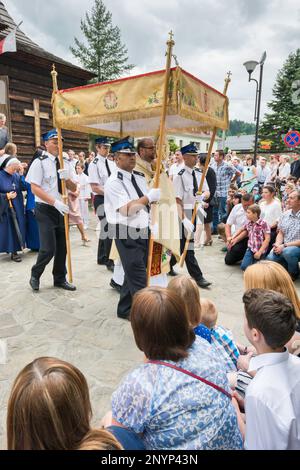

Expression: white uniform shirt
xmin=226 ymin=203 xmax=248 ymax=233
xmin=169 ymin=162 xmax=184 ymax=178
xmin=104 ymin=169 xmax=149 ymax=228
xmin=173 ymin=165 xmax=209 ymax=210
xmin=77 ymin=173 xmax=91 ymax=200
xmin=88 ymin=154 xmax=116 ymax=195
xmin=260 ymin=200 xmax=282 ymax=227
xmin=25 ymin=152 xmax=75 ymax=205
xmin=245 ymin=350 xmax=300 ymax=450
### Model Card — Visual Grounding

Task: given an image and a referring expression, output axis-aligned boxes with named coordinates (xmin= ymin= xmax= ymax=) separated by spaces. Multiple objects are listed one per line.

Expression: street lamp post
xmin=243 ymin=52 xmax=267 ymax=165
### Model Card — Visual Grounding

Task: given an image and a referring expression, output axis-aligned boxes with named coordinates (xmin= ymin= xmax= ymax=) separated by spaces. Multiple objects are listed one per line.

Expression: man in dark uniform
xmin=26 ymin=129 xmax=77 ymax=291
xmin=88 ymin=137 xmax=116 ymax=271
xmin=173 ymin=143 xmax=212 ymax=288
xmin=104 ymin=138 xmax=160 ymax=319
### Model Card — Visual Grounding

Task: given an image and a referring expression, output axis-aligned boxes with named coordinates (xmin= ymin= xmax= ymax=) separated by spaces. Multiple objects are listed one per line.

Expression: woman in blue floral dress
xmin=111 ymin=287 xmax=243 ymax=450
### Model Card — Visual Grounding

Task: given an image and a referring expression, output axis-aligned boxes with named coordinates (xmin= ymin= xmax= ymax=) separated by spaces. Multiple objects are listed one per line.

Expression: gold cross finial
xmin=227 ymin=71 xmax=232 ymax=81
xmin=169 ymin=30 xmax=174 ymax=41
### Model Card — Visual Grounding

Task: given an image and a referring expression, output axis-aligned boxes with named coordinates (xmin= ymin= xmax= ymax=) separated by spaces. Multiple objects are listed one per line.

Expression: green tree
xmin=70 ymin=0 xmax=134 ymax=82
xmin=217 ymin=120 xmax=256 ymax=138
xmin=168 ymin=139 xmax=178 ymax=153
xmin=228 ymin=119 xmax=256 ymax=136
xmin=259 ymin=49 xmax=300 ymax=152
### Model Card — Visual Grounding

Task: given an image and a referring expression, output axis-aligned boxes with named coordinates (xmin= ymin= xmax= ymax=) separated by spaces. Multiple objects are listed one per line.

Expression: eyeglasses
xmin=141 ymin=146 xmax=155 ymax=150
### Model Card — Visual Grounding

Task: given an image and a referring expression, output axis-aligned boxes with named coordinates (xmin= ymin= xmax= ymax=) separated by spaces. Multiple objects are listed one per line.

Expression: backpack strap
xmin=148 ymin=360 xmax=232 ymax=399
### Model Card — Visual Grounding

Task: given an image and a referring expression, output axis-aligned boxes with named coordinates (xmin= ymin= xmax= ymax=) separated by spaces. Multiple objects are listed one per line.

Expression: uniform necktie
xmin=131 ymin=174 xmax=144 ymax=198
xmin=55 ymin=158 xmax=63 ymax=195
xmin=192 ymin=170 xmax=198 ymax=197
xmin=105 ymin=159 xmax=111 ymax=177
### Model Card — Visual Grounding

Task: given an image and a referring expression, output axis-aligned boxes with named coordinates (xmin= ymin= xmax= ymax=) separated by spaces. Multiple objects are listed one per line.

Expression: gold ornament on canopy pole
xmin=51 ymin=65 xmax=73 ymax=283
xmin=179 ymin=71 xmax=232 ymax=268
xmin=146 ymin=31 xmax=175 ymax=286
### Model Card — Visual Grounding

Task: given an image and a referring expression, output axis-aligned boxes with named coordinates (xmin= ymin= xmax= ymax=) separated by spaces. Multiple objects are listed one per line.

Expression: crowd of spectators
xmin=1 ymin=116 xmax=300 ymax=450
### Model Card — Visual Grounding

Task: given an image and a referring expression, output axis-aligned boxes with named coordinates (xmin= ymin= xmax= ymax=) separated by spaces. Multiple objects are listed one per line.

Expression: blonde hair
xmin=244 ymin=261 xmax=300 ymax=319
xmin=4 ymin=143 xmax=17 ymax=156
xmin=200 ymin=298 xmax=218 ymax=329
xmin=285 ymin=182 xmax=296 ymax=191
xmin=168 ymin=275 xmax=201 ymax=327
xmin=7 ymin=357 xmax=122 ymax=450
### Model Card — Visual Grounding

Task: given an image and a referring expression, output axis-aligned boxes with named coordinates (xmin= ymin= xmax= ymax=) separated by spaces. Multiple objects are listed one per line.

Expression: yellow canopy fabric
xmin=53 ymin=67 xmax=229 ymax=136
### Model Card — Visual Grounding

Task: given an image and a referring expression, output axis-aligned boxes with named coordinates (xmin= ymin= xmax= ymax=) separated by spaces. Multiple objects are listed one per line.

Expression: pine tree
xmin=70 ymin=0 xmax=134 ymax=82
xmin=259 ymin=49 xmax=300 ymax=152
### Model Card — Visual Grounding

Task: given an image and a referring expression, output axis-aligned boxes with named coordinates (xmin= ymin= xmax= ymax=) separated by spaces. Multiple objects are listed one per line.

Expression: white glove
xmin=147 ymin=188 xmax=161 ymax=203
xmin=195 ymin=194 xmax=205 ymax=204
xmin=183 ymin=218 xmax=194 ymax=233
xmin=58 ymin=168 xmax=69 ymax=180
xmin=150 ymin=222 xmax=159 ymax=238
xmin=54 ymin=199 xmax=70 ymax=215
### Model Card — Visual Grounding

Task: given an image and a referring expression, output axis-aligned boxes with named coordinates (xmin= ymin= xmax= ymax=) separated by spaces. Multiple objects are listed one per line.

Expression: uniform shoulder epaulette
xmin=93 ymin=157 xmax=99 ymax=164
xmin=178 ymin=169 xmax=185 ymax=176
xmin=117 ymin=172 xmax=123 ymax=181
xmin=133 ymin=170 xmax=145 ymax=177
xmin=194 ymin=167 xmax=201 ymax=172
xmin=39 ymin=154 xmax=48 ymax=161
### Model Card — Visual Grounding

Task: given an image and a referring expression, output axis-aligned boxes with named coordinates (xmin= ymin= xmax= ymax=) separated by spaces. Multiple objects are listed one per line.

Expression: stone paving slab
xmin=0 ymin=220 xmax=299 ymax=449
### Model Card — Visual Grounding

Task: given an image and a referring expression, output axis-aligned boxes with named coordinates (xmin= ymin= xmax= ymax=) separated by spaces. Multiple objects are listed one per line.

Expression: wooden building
xmin=0 ymin=1 xmax=95 ymax=160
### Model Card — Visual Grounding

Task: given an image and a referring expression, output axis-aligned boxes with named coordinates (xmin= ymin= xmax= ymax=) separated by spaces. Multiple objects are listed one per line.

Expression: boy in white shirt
xmin=234 ymin=289 xmax=300 ymax=450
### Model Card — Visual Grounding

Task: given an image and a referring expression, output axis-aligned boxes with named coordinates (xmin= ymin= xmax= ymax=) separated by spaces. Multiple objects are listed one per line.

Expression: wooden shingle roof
xmin=0 ymin=1 xmax=94 ymax=79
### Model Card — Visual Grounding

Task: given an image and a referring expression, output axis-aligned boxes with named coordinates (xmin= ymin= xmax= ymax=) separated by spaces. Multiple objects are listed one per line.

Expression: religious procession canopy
xmin=52 ymin=67 xmax=229 ymax=137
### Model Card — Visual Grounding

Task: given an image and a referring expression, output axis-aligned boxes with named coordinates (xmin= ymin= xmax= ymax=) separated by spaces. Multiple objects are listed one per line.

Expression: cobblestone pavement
xmin=0 ymin=220 xmax=299 ymax=448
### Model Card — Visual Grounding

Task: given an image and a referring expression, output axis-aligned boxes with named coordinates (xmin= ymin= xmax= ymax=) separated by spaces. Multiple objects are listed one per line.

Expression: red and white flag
xmin=0 ymin=28 xmax=17 ymax=55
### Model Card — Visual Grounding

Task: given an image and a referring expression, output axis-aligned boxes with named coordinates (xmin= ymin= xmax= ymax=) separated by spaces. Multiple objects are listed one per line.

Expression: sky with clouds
xmin=4 ymin=0 xmax=300 ymax=123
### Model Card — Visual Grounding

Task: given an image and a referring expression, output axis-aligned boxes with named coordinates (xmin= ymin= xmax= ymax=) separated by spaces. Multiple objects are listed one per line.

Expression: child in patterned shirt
xmin=229 ymin=204 xmax=271 ymax=271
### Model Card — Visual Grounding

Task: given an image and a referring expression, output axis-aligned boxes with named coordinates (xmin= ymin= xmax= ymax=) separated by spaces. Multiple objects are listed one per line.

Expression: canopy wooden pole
xmin=146 ymin=32 xmax=175 ymax=286
xmin=51 ymin=65 xmax=73 ymax=283
xmin=179 ymin=71 xmax=232 ymax=268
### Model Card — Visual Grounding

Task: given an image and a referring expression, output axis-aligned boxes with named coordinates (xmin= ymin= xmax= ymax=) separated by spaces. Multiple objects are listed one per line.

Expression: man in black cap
xmin=26 ymin=129 xmax=77 ymax=291
xmin=104 ymin=138 xmax=161 ymax=319
xmin=88 ymin=137 xmax=115 ymax=270
xmin=173 ymin=143 xmax=212 ymax=288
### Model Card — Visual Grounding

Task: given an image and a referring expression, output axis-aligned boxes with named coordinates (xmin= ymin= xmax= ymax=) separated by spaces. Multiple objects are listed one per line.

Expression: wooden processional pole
xmin=51 ymin=65 xmax=73 ymax=283
xmin=179 ymin=71 xmax=232 ymax=268
xmin=146 ymin=32 xmax=175 ymax=286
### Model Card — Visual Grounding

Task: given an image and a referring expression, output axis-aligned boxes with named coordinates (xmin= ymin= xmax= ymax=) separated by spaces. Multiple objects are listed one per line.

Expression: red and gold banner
xmin=52 ymin=67 xmax=229 ymax=137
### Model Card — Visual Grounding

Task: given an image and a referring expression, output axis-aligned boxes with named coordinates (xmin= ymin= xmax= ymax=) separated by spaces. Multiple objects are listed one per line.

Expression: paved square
xmin=1 ymin=220 xmax=299 ymax=448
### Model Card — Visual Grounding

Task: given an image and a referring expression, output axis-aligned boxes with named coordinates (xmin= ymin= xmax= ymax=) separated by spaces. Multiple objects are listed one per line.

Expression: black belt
xmin=36 ymin=202 xmax=57 ymax=212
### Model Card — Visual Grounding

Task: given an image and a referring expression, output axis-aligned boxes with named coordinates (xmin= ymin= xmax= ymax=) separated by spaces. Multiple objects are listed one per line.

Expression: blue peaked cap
xmin=111 ymin=136 xmax=135 ymax=154
xmin=42 ymin=129 xmax=63 ymax=141
xmin=95 ymin=137 xmax=110 ymax=146
xmin=181 ymin=143 xmax=198 ymax=155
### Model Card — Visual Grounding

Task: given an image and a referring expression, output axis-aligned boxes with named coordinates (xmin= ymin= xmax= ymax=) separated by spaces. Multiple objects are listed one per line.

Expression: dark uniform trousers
xmin=32 ymin=203 xmax=67 ymax=283
xmin=225 ymin=237 xmax=248 ymax=265
xmin=180 ymin=224 xmax=203 ymax=282
xmin=94 ymin=195 xmax=113 ymax=266
xmin=113 ymin=225 xmax=149 ymax=318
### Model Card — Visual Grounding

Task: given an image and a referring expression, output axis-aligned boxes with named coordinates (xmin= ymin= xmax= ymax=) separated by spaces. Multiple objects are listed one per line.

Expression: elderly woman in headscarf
xmin=0 ymin=156 xmax=26 ymax=262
